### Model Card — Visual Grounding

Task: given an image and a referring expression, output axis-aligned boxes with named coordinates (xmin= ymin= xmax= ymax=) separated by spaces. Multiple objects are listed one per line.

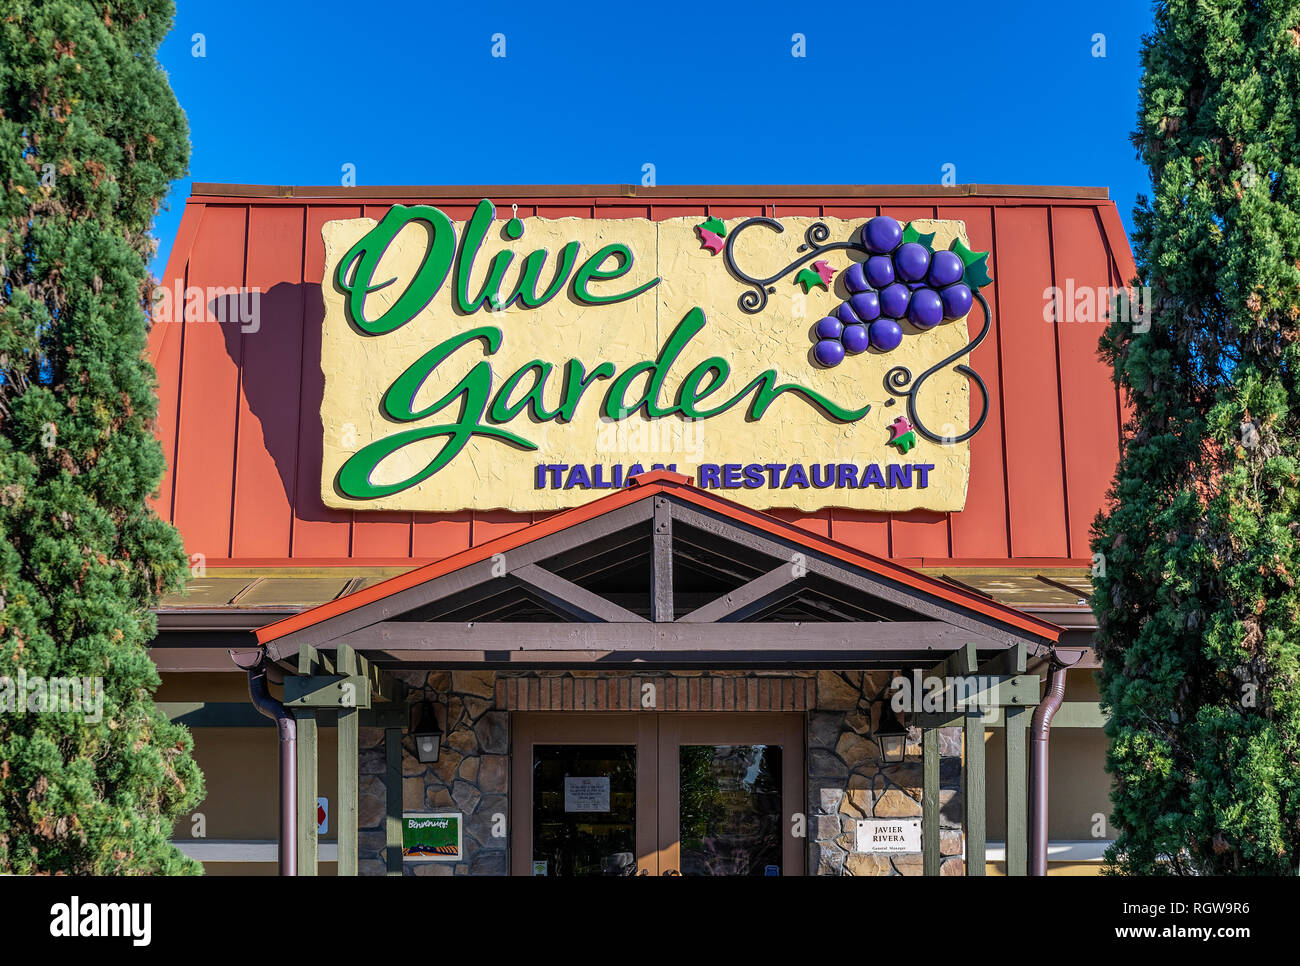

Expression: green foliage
xmin=0 ymin=1 xmax=203 ymax=873
xmin=1095 ymin=1 xmax=1300 ymax=874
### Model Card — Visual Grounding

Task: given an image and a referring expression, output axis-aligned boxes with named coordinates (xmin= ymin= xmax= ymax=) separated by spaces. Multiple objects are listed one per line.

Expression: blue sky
xmin=150 ymin=0 xmax=1153 ymax=274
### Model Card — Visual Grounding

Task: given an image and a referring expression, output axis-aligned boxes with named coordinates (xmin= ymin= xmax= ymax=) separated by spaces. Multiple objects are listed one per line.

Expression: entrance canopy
xmin=255 ymin=470 xmax=1062 ymax=670
xmin=248 ymin=470 xmax=1060 ymax=877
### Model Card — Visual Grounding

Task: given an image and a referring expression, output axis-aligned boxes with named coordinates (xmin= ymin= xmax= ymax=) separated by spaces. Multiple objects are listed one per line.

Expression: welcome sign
xmin=318 ymin=201 xmax=991 ymax=512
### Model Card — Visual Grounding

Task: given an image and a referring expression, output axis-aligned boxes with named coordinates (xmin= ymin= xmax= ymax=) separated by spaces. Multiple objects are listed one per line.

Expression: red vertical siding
xmin=1051 ymin=206 xmax=1122 ymax=558
xmin=941 ymin=204 xmax=1010 ymax=560
xmin=829 ymin=509 xmax=891 ymax=557
xmin=291 ymin=205 xmax=361 ymax=559
xmin=231 ymin=205 xmax=306 ymax=558
xmin=172 ymin=205 xmax=247 ymax=558
xmin=148 ymin=201 xmax=205 ymax=523
xmin=993 ymin=206 xmax=1071 ymax=558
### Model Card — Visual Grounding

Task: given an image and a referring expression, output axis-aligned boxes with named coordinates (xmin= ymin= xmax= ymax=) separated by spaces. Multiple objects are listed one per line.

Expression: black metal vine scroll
xmin=722 ymin=217 xmax=867 ymax=314
xmin=883 ymin=290 xmax=992 ymax=444
xmin=721 ymin=216 xmax=991 ymax=445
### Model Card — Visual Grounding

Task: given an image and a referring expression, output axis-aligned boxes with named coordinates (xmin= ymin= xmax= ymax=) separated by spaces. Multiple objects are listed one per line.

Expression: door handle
xmin=662 ymin=869 xmax=681 ymax=876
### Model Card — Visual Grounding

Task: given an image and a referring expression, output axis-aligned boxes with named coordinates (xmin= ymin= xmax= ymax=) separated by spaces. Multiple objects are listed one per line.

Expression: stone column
xmin=808 ymin=670 xmax=965 ymax=875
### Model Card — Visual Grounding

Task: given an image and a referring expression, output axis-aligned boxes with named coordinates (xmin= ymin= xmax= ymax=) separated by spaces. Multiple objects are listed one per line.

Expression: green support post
xmin=337 ymin=642 xmax=359 ymax=876
xmin=294 ymin=643 xmax=324 ymax=877
xmin=295 ymin=710 xmax=318 ymax=876
xmin=385 ymin=727 xmax=403 ymax=876
xmin=1004 ymin=705 xmax=1029 ymax=876
xmin=922 ymin=725 xmax=940 ymax=876
xmin=964 ymin=709 xmax=986 ymax=875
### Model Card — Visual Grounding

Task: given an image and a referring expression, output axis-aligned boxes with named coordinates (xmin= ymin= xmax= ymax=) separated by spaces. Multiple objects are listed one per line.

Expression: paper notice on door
xmin=563 ymin=776 xmax=611 ymax=812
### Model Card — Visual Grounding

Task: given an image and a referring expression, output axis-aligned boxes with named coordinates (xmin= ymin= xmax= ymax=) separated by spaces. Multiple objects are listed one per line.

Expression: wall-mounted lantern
xmin=874 ymin=704 xmax=909 ymax=764
xmin=410 ymin=700 xmax=442 ymax=763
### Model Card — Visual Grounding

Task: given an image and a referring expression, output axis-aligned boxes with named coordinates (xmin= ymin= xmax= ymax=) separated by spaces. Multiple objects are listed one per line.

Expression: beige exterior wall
xmin=984 ymin=669 xmax=1111 ymax=876
xmin=163 ymin=666 xmax=1112 ymax=875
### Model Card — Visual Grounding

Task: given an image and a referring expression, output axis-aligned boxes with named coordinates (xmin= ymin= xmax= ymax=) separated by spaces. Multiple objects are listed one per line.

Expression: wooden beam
xmin=336 ymin=643 xmax=359 ymax=877
xmin=365 ymin=649 xmax=1005 ymax=668
xmin=676 ymin=565 xmax=802 ymax=623
xmin=385 ymin=728 xmax=402 ymax=877
xmin=922 ymin=726 xmax=940 ymax=876
xmin=294 ymin=710 xmax=318 ymax=876
xmin=283 ymin=674 xmax=371 ymax=709
xmin=530 ymin=526 xmax=651 ymax=583
xmin=352 ymin=649 xmax=407 ymax=704
xmin=652 ymin=497 xmax=673 ymax=622
xmin=928 ymin=641 xmax=977 ymax=679
xmin=978 ymin=641 xmax=1026 ymax=676
xmin=347 ymin=621 xmax=1009 ymax=654
xmin=979 ymin=702 xmax=1104 ymax=729
xmin=297 ymin=642 xmax=335 ymax=677
xmin=511 ymin=563 xmax=648 ymax=623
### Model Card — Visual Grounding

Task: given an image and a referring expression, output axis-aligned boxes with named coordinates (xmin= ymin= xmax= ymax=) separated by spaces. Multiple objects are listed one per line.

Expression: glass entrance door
xmin=511 ymin=712 xmax=804 ymax=876
xmin=658 ymin=714 xmax=805 ymax=877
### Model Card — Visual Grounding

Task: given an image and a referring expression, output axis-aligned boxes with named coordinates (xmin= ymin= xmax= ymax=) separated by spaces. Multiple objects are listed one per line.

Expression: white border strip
xmin=172 ymin=839 xmax=1110 ymax=865
xmin=985 ymin=840 xmax=1111 ymax=863
xmin=172 ymin=840 xmax=339 ymax=863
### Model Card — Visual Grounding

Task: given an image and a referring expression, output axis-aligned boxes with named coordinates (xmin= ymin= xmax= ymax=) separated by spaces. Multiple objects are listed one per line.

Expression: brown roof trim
xmin=189 ymin=183 xmax=1110 ymax=202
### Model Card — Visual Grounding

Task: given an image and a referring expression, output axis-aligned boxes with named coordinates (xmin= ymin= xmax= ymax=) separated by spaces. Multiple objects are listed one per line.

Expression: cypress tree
xmin=1095 ymin=2 xmax=1300 ymax=874
xmin=0 ymin=1 xmax=203 ymax=873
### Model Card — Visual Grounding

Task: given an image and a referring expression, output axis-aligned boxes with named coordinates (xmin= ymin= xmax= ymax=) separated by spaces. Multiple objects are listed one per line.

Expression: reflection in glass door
xmin=659 ymin=714 xmax=804 ymax=876
xmin=678 ymin=744 xmax=783 ymax=876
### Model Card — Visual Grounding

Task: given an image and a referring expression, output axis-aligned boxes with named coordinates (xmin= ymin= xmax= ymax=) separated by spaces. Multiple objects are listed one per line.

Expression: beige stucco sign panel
xmin=319 ymin=211 xmax=974 ymax=512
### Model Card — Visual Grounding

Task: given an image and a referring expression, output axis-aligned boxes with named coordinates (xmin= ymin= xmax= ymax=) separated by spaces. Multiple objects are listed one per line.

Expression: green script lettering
xmin=335 ymin=204 xmax=456 ymax=335
xmin=335 ymin=199 xmax=660 ymax=334
xmin=336 ymin=327 xmax=534 ymax=499
xmin=573 ymin=243 xmax=660 ymax=305
xmin=337 ymin=309 xmax=872 ymax=499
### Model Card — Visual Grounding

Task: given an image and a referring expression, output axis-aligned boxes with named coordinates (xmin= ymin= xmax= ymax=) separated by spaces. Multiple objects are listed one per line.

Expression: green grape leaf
xmin=794 ymin=266 xmax=829 ymax=293
xmin=951 ymin=238 xmax=993 ymax=289
xmin=902 ymin=222 xmax=936 ymax=250
xmin=698 ymin=216 xmax=726 ymax=237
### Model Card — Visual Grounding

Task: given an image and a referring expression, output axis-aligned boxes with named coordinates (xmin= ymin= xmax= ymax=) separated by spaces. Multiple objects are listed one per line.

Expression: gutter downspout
xmin=231 ymin=649 xmax=296 ymax=876
xmin=1029 ymin=650 xmax=1067 ymax=877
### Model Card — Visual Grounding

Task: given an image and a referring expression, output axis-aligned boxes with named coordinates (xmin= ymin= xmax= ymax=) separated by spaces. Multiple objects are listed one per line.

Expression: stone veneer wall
xmin=357 ymin=670 xmax=508 ymax=876
xmin=810 ymin=670 xmax=965 ymax=876
xmin=354 ymin=668 xmax=962 ymax=876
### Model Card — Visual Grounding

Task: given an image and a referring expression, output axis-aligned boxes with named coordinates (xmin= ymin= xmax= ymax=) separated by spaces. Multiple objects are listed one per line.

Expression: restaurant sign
xmin=319 ymin=200 xmax=992 ymax=512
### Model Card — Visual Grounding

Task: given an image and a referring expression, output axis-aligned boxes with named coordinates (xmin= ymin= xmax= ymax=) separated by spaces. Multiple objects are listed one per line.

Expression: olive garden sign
xmin=319 ymin=200 xmax=992 ymax=512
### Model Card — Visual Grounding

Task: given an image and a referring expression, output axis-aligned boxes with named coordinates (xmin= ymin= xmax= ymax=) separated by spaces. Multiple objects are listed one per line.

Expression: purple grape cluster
xmin=812 ymin=215 xmax=973 ymax=368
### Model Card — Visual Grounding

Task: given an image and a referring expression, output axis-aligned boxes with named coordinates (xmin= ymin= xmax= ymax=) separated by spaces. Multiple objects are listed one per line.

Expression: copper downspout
xmin=1029 ymin=651 xmax=1067 ymax=876
xmin=231 ymin=650 xmax=296 ymax=876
